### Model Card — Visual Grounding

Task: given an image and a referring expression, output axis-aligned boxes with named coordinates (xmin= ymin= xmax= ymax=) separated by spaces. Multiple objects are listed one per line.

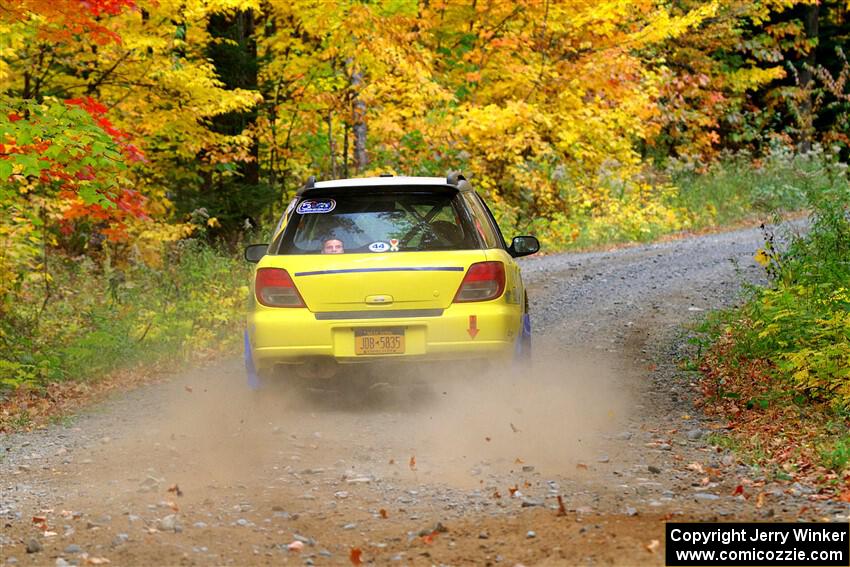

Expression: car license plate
xmin=354 ymin=327 xmax=405 ymax=355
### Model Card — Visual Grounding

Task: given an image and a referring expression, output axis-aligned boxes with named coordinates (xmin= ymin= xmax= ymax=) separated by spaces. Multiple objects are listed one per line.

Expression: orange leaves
xmin=409 ymin=456 xmax=416 ymax=470
xmin=349 ymin=548 xmax=363 ymax=565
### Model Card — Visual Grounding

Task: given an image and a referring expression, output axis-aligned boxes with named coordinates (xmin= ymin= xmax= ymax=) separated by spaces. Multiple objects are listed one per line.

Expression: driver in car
xmin=322 ymin=238 xmax=344 ymax=254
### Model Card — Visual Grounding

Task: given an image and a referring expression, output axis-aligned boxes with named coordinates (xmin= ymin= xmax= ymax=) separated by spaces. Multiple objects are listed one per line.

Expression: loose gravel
xmin=2 ymin=223 xmax=847 ymax=566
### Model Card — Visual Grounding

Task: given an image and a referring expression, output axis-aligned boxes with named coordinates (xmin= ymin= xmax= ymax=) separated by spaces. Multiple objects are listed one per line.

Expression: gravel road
xmin=2 ymin=224 xmax=847 ymax=566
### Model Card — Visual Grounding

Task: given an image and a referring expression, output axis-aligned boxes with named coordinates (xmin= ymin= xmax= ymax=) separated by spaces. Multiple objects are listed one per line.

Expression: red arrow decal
xmin=467 ymin=315 xmax=479 ymax=339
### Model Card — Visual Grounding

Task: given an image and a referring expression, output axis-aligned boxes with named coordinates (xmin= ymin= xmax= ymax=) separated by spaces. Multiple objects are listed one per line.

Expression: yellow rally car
xmin=243 ymin=173 xmax=539 ymax=386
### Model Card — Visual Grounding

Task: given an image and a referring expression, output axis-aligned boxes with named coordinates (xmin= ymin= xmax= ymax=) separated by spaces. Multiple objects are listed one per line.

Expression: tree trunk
xmin=342 ymin=121 xmax=350 ymax=178
xmin=798 ymin=2 xmax=820 ymax=152
xmin=350 ymin=69 xmax=368 ymax=172
xmin=326 ymin=110 xmax=337 ymax=178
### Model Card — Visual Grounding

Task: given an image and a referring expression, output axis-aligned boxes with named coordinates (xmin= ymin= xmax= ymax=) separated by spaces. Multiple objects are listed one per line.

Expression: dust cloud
xmin=81 ymin=340 xmax=631 ymax=495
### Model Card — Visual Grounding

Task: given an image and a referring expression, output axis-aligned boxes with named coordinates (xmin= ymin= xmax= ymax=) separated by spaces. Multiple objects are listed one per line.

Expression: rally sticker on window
xmin=296 ymin=199 xmax=336 ymax=214
xmin=369 ymin=241 xmax=390 ymax=252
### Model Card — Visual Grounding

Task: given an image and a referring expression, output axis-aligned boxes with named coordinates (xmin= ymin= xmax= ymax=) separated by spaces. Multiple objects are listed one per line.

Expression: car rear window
xmin=274 ymin=190 xmax=482 ymax=254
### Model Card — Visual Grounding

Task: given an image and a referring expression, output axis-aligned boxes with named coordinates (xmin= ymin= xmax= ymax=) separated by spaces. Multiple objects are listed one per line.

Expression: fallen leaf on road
xmin=733 ymin=485 xmax=744 ymax=496
xmin=349 ymin=547 xmax=362 ymax=565
xmin=379 ymin=508 xmax=388 ymax=519
xmin=32 ymin=516 xmax=47 ymax=525
xmin=492 ymin=490 xmax=501 ymax=499
xmin=514 ymin=457 xmax=524 ymax=464
xmin=167 ymin=484 xmax=183 ymax=497
xmin=556 ymin=495 xmax=567 ymax=517
xmin=646 ymin=539 xmax=660 ymax=553
xmin=576 ymin=463 xmax=588 ymax=470
xmin=409 ymin=456 xmax=416 ymax=470
xmin=508 ymin=485 xmax=519 ymax=497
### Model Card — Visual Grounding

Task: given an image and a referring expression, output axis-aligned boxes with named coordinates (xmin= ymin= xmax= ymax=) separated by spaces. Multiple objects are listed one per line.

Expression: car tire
xmin=244 ymin=330 xmax=295 ymax=393
xmin=513 ymin=294 xmax=532 ymax=367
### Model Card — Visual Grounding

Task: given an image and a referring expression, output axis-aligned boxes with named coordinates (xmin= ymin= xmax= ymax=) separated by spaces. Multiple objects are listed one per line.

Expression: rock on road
xmin=2 ymin=223 xmax=846 ymax=566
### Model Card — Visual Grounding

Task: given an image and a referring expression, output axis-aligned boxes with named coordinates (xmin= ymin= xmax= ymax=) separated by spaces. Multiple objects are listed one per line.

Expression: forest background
xmin=1 ymin=0 xmax=849 ymax=451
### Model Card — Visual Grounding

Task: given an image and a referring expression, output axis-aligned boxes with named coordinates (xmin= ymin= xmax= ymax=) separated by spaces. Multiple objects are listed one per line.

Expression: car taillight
xmin=453 ymin=262 xmax=506 ymax=302
xmin=255 ymin=268 xmax=305 ymax=307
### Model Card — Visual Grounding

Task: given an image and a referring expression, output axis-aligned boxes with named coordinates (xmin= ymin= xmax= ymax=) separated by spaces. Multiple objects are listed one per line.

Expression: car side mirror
xmin=508 ymin=236 xmax=540 ymax=258
xmin=244 ymin=244 xmax=269 ymax=263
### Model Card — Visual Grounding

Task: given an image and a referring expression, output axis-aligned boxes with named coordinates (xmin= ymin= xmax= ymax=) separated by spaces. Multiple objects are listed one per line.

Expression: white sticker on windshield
xmin=369 ymin=241 xmax=390 ymax=253
xmin=296 ymin=199 xmax=336 ymax=214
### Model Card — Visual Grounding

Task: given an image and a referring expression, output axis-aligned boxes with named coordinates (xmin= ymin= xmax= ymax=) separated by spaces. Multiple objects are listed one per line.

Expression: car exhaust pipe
xmin=294 ymin=357 xmax=339 ymax=380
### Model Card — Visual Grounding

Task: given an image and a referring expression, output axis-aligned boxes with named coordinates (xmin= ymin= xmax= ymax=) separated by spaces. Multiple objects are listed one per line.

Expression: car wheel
xmin=244 ymin=330 xmax=296 ymax=393
xmin=513 ymin=294 xmax=532 ymax=367
xmin=244 ymin=330 xmax=262 ymax=390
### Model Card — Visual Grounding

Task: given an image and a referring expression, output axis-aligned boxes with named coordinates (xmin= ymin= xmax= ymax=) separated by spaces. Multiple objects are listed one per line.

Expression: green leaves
xmin=0 ymin=160 xmax=13 ymax=180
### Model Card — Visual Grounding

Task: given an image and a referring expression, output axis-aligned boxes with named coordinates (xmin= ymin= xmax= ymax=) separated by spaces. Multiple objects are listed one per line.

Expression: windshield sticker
xmin=296 ymin=199 xmax=336 ymax=214
xmin=368 ymin=241 xmax=390 ymax=253
xmin=389 ymin=238 xmax=400 ymax=252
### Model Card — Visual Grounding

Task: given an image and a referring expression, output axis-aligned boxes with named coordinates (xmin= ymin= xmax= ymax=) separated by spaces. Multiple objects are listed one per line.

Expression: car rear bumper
xmin=248 ymin=302 xmax=521 ymax=369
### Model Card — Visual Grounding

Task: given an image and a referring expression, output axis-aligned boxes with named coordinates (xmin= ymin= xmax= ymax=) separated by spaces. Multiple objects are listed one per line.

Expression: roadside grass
xmin=693 ymin=149 xmax=850 ymax=494
xmin=0 ymin=240 xmax=249 ymax=431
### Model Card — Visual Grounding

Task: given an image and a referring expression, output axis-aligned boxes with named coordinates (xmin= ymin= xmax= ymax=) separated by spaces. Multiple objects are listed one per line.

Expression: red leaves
xmin=7 ymin=0 xmax=135 ymax=45
xmin=82 ymin=0 xmax=136 ymax=18
xmin=65 ymin=97 xmax=109 ymax=115
xmin=556 ymin=495 xmax=567 ymax=516
xmin=349 ymin=548 xmax=362 ymax=565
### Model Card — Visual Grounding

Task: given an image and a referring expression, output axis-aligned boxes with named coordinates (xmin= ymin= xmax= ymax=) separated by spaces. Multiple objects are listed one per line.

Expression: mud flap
xmin=244 ymin=329 xmax=261 ymax=390
xmin=513 ymin=312 xmax=532 ymax=367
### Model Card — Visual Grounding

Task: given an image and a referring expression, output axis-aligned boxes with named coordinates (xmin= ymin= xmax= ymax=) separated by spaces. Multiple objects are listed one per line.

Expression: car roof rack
xmin=446 ymin=171 xmax=466 ymax=186
xmin=295 ymin=175 xmax=317 ymax=196
xmin=296 ymin=174 xmax=472 ymax=196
